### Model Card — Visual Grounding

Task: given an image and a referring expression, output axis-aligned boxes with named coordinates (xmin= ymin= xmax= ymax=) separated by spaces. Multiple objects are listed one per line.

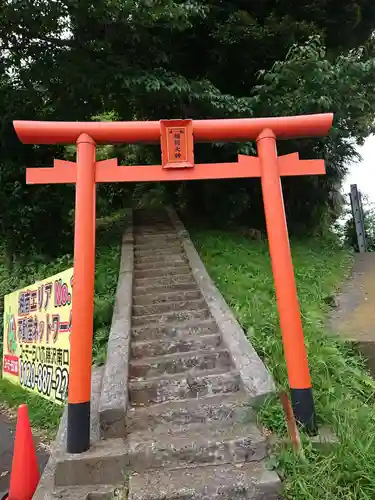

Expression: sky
xmin=343 ymin=135 xmax=375 ymax=203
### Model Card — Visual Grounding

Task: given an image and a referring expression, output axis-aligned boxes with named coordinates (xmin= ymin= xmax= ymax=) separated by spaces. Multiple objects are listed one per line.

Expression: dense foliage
xmin=1 ymin=0 xmax=375 ymax=259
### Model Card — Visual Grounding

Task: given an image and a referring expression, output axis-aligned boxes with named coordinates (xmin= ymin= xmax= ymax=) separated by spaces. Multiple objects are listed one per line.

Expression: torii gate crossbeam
xmin=14 ymin=113 xmax=333 ymax=454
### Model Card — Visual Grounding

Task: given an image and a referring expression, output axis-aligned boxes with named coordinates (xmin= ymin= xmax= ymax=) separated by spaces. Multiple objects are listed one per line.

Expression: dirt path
xmin=0 ymin=410 xmax=49 ymax=494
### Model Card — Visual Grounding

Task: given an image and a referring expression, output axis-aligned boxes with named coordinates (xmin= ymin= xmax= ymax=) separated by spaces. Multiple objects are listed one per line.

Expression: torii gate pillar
xmin=14 ymin=113 xmax=333 ymax=453
xmin=68 ymin=134 xmax=96 ymax=451
xmin=257 ymin=129 xmax=314 ymax=427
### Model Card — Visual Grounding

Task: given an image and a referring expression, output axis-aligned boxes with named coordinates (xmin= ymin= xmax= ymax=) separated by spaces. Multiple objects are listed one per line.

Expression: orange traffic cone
xmin=8 ymin=404 xmax=40 ymax=500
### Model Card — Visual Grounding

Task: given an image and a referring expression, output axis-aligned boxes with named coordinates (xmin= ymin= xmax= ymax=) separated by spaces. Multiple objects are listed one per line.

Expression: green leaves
xmin=2 ymin=0 xmax=375 ymax=257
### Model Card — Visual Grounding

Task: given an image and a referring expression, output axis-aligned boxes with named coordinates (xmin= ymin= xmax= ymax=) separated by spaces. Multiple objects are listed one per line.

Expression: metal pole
xmin=67 ymin=133 xmax=96 ymax=453
xmin=350 ymin=184 xmax=367 ymax=252
xmin=257 ymin=129 xmax=316 ymax=433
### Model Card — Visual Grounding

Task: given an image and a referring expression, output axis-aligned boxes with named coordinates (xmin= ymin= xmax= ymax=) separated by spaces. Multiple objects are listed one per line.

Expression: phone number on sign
xmin=19 ymin=360 xmax=68 ymax=402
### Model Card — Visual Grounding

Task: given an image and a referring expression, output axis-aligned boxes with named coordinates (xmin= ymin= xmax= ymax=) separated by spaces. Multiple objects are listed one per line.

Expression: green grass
xmin=92 ymin=210 xmax=127 ymax=364
xmin=192 ymin=229 xmax=375 ymax=500
xmin=0 ymin=379 xmax=62 ymax=438
xmin=0 ymin=211 xmax=126 ymax=435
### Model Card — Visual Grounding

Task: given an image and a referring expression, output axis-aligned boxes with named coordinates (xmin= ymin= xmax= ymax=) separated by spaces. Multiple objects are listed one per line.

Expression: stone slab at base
xmin=270 ymin=425 xmax=338 ymax=453
xmin=33 ymin=367 xmax=104 ymax=500
xmin=54 ymin=438 xmax=128 ymax=487
xmin=309 ymin=426 xmax=339 ymax=451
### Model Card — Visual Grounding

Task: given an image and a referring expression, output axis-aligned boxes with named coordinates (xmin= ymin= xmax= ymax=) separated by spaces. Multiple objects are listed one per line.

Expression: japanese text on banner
xmin=2 ymin=268 xmax=73 ymax=405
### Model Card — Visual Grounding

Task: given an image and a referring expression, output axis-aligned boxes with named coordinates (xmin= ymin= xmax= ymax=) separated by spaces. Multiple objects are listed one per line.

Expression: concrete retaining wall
xmin=99 ymin=213 xmax=134 ymax=438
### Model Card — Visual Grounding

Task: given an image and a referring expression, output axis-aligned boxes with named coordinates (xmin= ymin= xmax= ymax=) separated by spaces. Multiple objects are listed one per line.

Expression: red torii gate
xmin=14 ymin=113 xmax=333 ymax=454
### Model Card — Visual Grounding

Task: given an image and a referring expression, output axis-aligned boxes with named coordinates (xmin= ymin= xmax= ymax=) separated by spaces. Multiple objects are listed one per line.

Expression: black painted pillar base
xmin=291 ymin=387 xmax=317 ymax=435
xmin=67 ymin=401 xmax=90 ymax=453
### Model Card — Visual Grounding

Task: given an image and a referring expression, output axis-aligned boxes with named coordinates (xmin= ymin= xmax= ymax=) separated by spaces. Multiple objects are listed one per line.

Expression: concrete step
xmin=129 ymin=368 xmax=242 ymax=406
xmin=134 ymin=212 xmax=170 ymax=219
xmin=134 ymin=229 xmax=178 ymax=239
xmin=131 ymin=332 xmax=222 ymax=358
xmin=134 ymin=222 xmax=171 ymax=229
xmin=134 ymin=241 xmax=182 ymax=252
xmin=134 ymin=245 xmax=183 ymax=257
xmin=129 ymin=349 xmax=231 ymax=379
xmin=134 ymin=265 xmax=191 ymax=280
xmin=134 ymin=231 xmax=178 ymax=240
xmin=134 ymin=212 xmax=169 ymax=221
xmin=134 ymin=233 xmax=180 ymax=244
xmin=126 ymin=421 xmax=267 ymax=471
xmin=128 ymin=462 xmax=281 ymax=500
xmin=132 ymin=308 xmax=211 ymax=327
xmin=134 ymin=207 xmax=167 ymax=213
xmin=133 ymin=289 xmax=201 ymax=306
xmin=134 ymin=225 xmax=173 ymax=233
xmin=134 ymin=282 xmax=199 ymax=298
xmin=134 ymin=259 xmax=187 ymax=271
xmin=131 ymin=319 xmax=219 ymax=342
xmin=135 ymin=254 xmax=187 ymax=266
xmin=126 ymin=392 xmax=253 ymax=432
xmin=134 ymin=273 xmax=196 ymax=290
xmin=135 ymin=213 xmax=170 ymax=218
xmin=135 ymin=227 xmax=173 ymax=234
xmin=133 ymin=298 xmax=206 ymax=317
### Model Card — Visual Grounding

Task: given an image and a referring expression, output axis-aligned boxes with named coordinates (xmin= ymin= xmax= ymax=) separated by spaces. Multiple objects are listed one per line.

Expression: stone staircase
xmin=46 ymin=208 xmax=281 ymax=500
xmin=125 ymin=209 xmax=280 ymax=499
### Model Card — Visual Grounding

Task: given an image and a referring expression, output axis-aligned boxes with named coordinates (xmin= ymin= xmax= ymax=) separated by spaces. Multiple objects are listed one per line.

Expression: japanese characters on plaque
xmin=169 ymin=129 xmax=187 ymax=162
xmin=160 ymin=119 xmax=194 ymax=169
xmin=2 ymin=268 xmax=73 ymax=405
xmin=168 ymin=128 xmax=187 ymax=162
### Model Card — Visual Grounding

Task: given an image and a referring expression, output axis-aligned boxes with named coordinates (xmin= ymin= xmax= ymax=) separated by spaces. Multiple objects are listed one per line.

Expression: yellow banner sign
xmin=2 ymin=268 xmax=73 ymax=405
